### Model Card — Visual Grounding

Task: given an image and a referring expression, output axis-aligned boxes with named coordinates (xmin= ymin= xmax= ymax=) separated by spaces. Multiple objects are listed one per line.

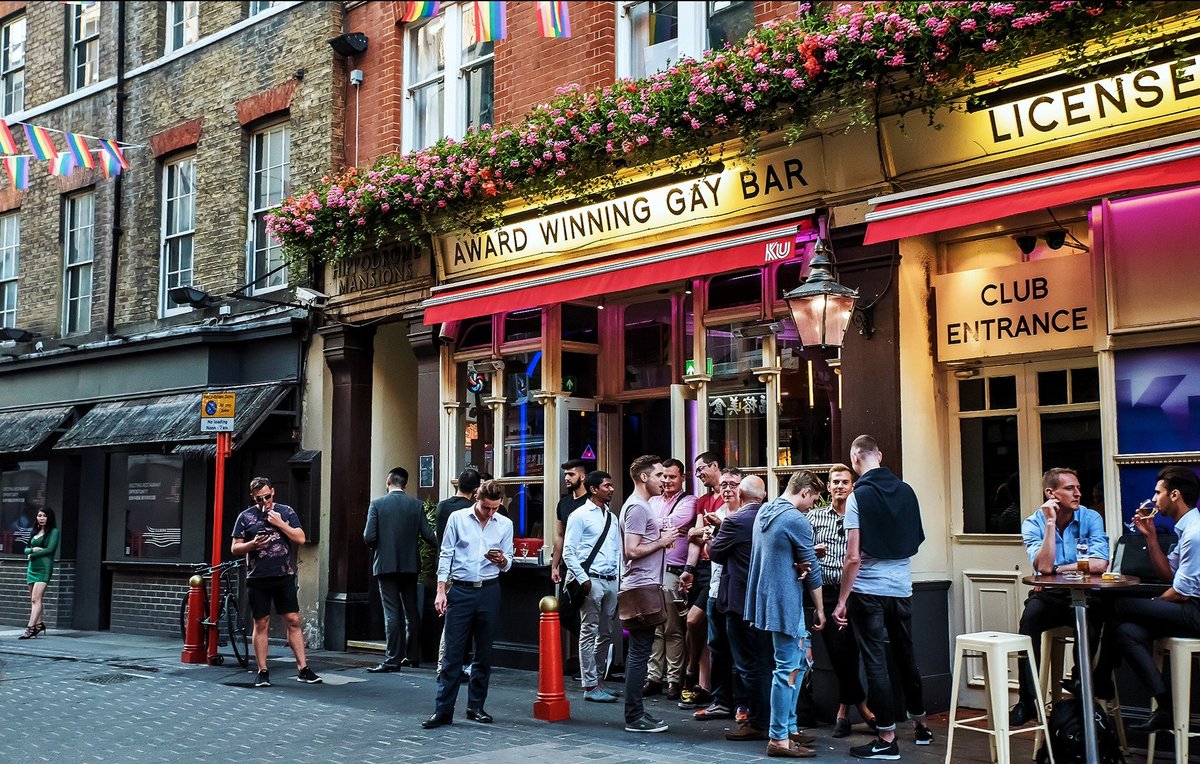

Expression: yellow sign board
xmin=200 ymin=392 xmax=236 ymax=432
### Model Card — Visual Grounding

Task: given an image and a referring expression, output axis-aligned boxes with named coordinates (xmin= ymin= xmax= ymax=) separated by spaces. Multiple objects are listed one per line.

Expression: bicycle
xmin=179 ymin=558 xmax=250 ymax=668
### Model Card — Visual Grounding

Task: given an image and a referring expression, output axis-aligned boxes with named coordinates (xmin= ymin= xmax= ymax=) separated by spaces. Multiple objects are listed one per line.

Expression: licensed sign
xmin=200 ymin=392 xmax=236 ymax=433
xmin=933 ymin=255 xmax=1094 ymax=362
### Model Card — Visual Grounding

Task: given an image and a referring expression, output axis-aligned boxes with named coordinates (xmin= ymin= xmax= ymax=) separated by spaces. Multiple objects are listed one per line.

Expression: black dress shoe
xmin=465 ymin=707 xmax=493 ymax=723
xmin=421 ymin=713 xmax=453 ymax=729
xmin=1130 ymin=708 xmax=1174 ymax=734
xmin=367 ymin=663 xmax=402 ymax=673
xmin=1009 ymin=701 xmax=1037 ymax=727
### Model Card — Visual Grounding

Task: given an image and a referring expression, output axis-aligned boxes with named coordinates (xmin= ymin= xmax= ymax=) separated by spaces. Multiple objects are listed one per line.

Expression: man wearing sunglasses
xmin=231 ymin=476 xmax=320 ymax=688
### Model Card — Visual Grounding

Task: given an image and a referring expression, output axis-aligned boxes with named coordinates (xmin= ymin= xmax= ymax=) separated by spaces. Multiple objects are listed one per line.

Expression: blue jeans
xmin=769 ymin=630 xmax=809 ymax=741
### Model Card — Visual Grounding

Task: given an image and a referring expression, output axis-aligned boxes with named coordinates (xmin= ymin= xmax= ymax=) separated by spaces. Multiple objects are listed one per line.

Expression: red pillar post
xmin=181 ymin=574 xmax=207 ymax=664
xmin=533 ymin=596 xmax=571 ymax=721
xmin=207 ymin=430 xmax=232 ymax=664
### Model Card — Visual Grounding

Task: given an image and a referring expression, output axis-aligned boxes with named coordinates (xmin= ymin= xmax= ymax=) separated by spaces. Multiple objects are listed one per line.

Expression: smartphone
xmin=487 ymin=547 xmax=502 ymax=556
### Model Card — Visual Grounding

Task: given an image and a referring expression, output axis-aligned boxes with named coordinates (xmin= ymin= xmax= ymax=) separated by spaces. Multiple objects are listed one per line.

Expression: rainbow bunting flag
xmin=49 ymin=153 xmax=77 ymax=177
xmin=536 ymin=1 xmax=571 ymax=38
xmin=3 ymin=156 xmax=28 ymax=190
xmin=399 ymin=1 xmax=440 ymax=22
xmin=0 ymin=121 xmax=16 ymax=155
xmin=100 ymin=139 xmax=129 ymax=170
xmin=22 ymin=124 xmax=58 ymax=161
xmin=473 ymin=1 xmax=507 ymax=42
xmin=65 ymin=132 xmax=95 ymax=169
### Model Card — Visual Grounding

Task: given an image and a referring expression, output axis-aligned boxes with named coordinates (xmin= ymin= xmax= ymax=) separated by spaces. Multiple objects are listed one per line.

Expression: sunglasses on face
xmin=253 ymin=493 xmax=273 ymax=504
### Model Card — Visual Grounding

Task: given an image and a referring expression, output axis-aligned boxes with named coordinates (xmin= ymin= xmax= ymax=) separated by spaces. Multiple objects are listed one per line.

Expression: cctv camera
xmin=1014 ymin=234 xmax=1038 ymax=256
xmin=1043 ymin=230 xmax=1068 ymax=250
xmin=295 ymin=287 xmax=329 ymax=307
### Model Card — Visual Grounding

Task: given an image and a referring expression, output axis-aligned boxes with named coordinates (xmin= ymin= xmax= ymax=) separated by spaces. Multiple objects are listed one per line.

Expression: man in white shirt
xmin=564 ymin=470 xmax=623 ymax=703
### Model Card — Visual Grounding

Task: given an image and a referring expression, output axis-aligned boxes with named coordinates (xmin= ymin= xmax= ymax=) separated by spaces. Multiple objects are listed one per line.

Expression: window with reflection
xmin=502 ymin=351 xmax=544 ymax=479
xmin=504 ymin=308 xmax=541 ymax=343
xmin=562 ymin=303 xmax=598 ymax=343
xmin=123 ymin=455 xmax=183 ymax=559
xmin=563 ymin=352 xmax=597 ymax=398
xmin=777 ymin=323 xmax=838 ymax=466
xmin=708 ymin=268 xmax=761 ymax=311
xmin=707 ymin=1 xmax=754 ymax=49
xmin=457 ymin=362 xmax=494 ymax=475
xmin=458 ymin=316 xmax=491 ymax=349
xmin=707 ymin=323 xmax=765 ymax=467
xmin=0 ymin=460 xmax=46 ymax=556
xmin=502 ymin=481 xmax=544 ymax=540
xmin=624 ymin=299 xmax=672 ymax=390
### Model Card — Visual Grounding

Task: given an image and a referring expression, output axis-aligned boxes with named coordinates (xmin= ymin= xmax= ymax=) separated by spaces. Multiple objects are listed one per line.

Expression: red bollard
xmin=181 ymin=574 xmax=208 ymax=664
xmin=533 ymin=595 xmax=571 ymax=721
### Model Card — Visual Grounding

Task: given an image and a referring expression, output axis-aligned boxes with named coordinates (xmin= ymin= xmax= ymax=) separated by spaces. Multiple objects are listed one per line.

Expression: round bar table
xmin=1021 ymin=573 xmax=1140 ymax=764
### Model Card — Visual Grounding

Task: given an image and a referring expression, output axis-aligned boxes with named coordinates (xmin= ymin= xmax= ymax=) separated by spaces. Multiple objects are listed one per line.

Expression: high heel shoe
xmin=17 ymin=626 xmax=36 ymax=639
xmin=34 ymin=623 xmax=45 ymax=636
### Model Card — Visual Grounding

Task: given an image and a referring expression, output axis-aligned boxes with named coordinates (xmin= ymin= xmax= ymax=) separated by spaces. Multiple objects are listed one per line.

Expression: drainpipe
xmin=104 ymin=1 xmax=127 ymax=338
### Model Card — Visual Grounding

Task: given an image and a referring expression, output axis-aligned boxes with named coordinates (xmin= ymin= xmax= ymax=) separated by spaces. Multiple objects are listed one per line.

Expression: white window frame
xmin=248 ymin=1 xmax=276 ymax=17
xmin=616 ymin=1 xmax=753 ymax=80
xmin=402 ymin=2 xmax=495 ymax=153
xmin=63 ymin=192 xmax=95 ymax=335
xmin=0 ymin=212 xmax=17 ymax=328
xmin=70 ymin=1 xmax=100 ymax=92
xmin=1 ymin=14 xmax=25 ymax=117
xmin=160 ymin=155 xmax=196 ymax=317
xmin=166 ymin=1 xmax=200 ymax=53
xmin=247 ymin=123 xmax=289 ymax=294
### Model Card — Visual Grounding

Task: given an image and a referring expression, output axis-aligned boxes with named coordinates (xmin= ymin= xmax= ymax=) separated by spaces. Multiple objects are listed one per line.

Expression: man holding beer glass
xmin=1009 ymin=467 xmax=1110 ymax=727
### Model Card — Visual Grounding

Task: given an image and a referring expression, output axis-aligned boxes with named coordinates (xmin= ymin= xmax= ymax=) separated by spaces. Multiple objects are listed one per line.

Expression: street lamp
xmin=782 ymin=239 xmax=858 ymax=349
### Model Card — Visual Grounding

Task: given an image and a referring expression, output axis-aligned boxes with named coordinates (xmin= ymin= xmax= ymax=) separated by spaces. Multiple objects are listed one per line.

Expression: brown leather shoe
xmin=767 ymin=741 xmax=815 ymax=758
xmin=665 ymin=681 xmax=681 ymax=700
xmin=642 ymin=679 xmax=663 ymax=696
xmin=726 ymin=723 xmax=768 ymax=741
xmin=789 ymin=731 xmax=816 ymax=746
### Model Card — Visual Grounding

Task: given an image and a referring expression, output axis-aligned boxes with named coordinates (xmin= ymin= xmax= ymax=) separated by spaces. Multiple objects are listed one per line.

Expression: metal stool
xmin=1033 ymin=626 xmax=1127 ymax=758
xmin=1146 ymin=637 xmax=1200 ymax=763
xmin=947 ymin=631 xmax=1055 ymax=764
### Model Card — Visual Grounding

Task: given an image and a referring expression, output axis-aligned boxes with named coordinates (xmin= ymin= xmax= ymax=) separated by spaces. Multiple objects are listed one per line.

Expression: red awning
xmin=864 ymin=139 xmax=1200 ymax=245
xmin=423 ymin=222 xmax=805 ymax=325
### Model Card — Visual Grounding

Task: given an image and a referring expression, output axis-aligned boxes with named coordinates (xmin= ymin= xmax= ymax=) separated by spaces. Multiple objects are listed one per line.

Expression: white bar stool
xmin=1146 ymin=637 xmax=1200 ymax=763
xmin=947 ymin=631 xmax=1054 ymax=764
xmin=1033 ymin=626 xmax=1127 ymax=758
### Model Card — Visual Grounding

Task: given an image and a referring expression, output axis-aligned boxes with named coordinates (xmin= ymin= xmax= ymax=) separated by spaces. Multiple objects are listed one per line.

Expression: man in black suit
xmin=364 ymin=466 xmax=437 ymax=672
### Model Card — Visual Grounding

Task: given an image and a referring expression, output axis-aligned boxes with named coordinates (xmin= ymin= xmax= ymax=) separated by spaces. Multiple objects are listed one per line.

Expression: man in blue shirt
xmin=1010 ymin=467 xmax=1109 ymax=727
xmin=1094 ymin=466 xmax=1200 ymax=732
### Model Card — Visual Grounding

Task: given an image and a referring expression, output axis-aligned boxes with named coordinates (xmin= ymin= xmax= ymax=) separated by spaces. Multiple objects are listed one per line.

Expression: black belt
xmin=590 ymin=572 xmax=617 ymax=581
xmin=451 ymin=578 xmax=499 ymax=588
xmin=666 ymin=565 xmax=685 ymax=575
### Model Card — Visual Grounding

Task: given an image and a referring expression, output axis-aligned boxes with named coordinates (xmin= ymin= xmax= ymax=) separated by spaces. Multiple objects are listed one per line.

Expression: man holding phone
xmin=423 ymin=479 xmax=514 ymax=729
xmin=230 ymin=476 xmax=320 ymax=688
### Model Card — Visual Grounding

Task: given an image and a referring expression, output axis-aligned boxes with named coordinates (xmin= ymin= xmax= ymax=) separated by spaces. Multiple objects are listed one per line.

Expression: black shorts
xmin=686 ymin=560 xmax=712 ymax=610
xmin=246 ymin=575 xmax=299 ymax=619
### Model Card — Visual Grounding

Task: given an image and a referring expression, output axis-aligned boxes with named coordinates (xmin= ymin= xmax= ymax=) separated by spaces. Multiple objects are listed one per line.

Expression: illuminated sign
xmin=436 ymin=141 xmax=825 ymax=280
xmin=933 ymin=255 xmax=1094 ymax=362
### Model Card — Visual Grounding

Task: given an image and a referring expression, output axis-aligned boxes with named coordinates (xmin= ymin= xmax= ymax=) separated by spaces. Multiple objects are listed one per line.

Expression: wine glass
xmin=1125 ymin=498 xmax=1158 ymax=532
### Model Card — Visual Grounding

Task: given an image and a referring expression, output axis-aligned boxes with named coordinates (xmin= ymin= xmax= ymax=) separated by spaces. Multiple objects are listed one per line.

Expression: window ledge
xmin=953 ymin=533 xmax=1023 ymax=545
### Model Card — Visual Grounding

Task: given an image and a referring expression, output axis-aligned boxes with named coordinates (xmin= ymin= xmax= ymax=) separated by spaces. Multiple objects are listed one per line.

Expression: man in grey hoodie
xmin=744 ymin=470 xmax=825 ymax=759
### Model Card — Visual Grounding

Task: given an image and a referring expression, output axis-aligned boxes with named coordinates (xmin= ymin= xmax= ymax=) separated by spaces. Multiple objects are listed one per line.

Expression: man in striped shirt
xmin=806 ymin=463 xmax=874 ymax=738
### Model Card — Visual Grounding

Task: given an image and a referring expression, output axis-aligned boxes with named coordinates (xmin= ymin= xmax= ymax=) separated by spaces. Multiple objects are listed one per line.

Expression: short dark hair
xmin=662 ymin=458 xmax=686 ymax=472
xmin=584 ymin=470 xmax=611 ymax=494
xmin=1042 ymin=467 xmax=1078 ymax=492
xmin=629 ymin=454 xmax=663 ymax=484
xmin=850 ymin=435 xmax=880 ymax=456
xmin=249 ymin=476 xmax=273 ymax=493
xmin=1159 ymin=466 xmax=1200 ymax=508
xmin=457 ymin=468 xmax=481 ymax=494
xmin=720 ymin=467 xmax=745 ymax=480
xmin=387 ymin=467 xmax=408 ymax=488
xmin=694 ymin=451 xmax=722 ymax=468
xmin=561 ymin=459 xmax=587 ymax=471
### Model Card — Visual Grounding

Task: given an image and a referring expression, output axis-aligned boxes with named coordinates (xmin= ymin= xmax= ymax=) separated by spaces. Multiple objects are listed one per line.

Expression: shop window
xmin=775 ymin=258 xmax=809 ymax=301
xmin=562 ymin=303 xmax=598 ymax=344
xmin=122 ymin=455 xmax=183 ymax=559
xmin=562 ymin=352 xmax=597 ymax=398
xmin=457 ymin=361 xmax=494 ymax=475
xmin=707 ymin=268 xmax=761 ymax=311
xmin=503 ymin=481 xmax=544 ymax=540
xmin=623 ymin=299 xmax=672 ymax=390
xmin=707 ymin=323 xmax=765 ymax=467
xmin=777 ymin=334 xmax=838 ymax=467
xmin=1038 ymin=367 xmax=1100 ymax=407
xmin=0 ymin=460 xmax=47 ymax=556
xmin=458 ymin=316 xmax=491 ymax=349
xmin=503 ymin=308 xmax=540 ymax=343
xmin=502 ymin=351 xmax=544 ymax=478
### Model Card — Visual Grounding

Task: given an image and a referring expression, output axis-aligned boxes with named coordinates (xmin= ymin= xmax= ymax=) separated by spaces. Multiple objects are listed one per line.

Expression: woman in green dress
xmin=19 ymin=508 xmax=59 ymax=639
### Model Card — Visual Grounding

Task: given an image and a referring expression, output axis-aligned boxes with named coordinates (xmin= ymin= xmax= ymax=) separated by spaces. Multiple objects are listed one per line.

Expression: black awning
xmin=0 ymin=405 xmax=74 ymax=455
xmin=53 ymin=383 xmax=292 ymax=452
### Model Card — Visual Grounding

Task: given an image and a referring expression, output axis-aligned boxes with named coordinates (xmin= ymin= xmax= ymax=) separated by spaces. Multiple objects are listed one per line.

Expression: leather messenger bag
xmin=618 ymin=584 xmax=668 ymax=628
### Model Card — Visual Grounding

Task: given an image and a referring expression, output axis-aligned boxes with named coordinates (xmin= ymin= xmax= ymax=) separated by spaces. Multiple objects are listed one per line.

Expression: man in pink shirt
xmin=645 ymin=457 xmax=698 ymax=699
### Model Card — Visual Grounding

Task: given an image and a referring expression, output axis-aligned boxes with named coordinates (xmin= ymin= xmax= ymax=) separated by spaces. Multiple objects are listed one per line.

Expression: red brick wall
xmin=757 ymin=2 xmax=803 ymax=25
xmin=344 ymin=0 xmax=405 ymax=168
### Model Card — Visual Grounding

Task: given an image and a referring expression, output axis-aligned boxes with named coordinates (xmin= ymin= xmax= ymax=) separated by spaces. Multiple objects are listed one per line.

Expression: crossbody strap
xmin=581 ymin=510 xmax=612 ymax=574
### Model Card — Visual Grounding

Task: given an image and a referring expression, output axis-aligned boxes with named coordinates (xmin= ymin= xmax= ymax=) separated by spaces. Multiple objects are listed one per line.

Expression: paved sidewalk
xmin=0 ymin=627 xmax=1050 ymax=762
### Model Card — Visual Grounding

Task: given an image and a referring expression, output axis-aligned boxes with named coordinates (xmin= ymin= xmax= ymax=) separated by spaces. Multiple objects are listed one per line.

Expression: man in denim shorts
xmin=231 ymin=476 xmax=321 ymax=688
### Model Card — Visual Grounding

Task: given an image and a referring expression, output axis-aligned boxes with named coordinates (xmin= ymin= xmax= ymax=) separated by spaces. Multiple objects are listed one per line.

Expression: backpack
xmin=1035 ymin=698 xmax=1125 ymax=764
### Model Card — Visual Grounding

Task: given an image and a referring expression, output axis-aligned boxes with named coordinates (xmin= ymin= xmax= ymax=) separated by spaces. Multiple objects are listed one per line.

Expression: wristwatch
xmin=1050 ymin=564 xmax=1059 ymax=575
xmin=684 ymin=564 xmax=696 ymax=574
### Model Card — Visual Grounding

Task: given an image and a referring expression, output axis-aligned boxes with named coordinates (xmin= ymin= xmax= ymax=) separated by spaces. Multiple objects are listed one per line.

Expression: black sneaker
xmin=915 ymin=724 xmax=934 ymax=745
xmin=255 ymin=669 xmax=271 ymax=687
xmin=850 ymin=737 xmax=901 ymax=760
xmin=297 ymin=666 xmax=322 ymax=684
xmin=625 ymin=715 xmax=668 ymax=733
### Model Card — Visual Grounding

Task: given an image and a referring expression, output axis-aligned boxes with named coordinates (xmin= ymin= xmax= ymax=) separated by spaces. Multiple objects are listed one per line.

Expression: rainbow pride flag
xmin=23 ymin=124 xmax=57 ymax=161
xmin=49 ymin=153 xmax=77 ymax=177
xmin=400 ymin=1 xmax=440 ymax=22
xmin=0 ymin=121 xmax=16 ymax=155
xmin=3 ymin=156 xmax=28 ymax=190
xmin=473 ymin=1 xmax=507 ymax=42
xmin=100 ymin=139 xmax=129 ymax=170
xmin=536 ymin=1 xmax=571 ymax=38
xmin=65 ymin=132 xmax=95 ymax=169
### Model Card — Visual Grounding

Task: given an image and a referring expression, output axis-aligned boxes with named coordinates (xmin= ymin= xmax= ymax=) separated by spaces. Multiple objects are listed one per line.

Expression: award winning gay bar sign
xmin=933 ymin=255 xmax=1094 ymax=362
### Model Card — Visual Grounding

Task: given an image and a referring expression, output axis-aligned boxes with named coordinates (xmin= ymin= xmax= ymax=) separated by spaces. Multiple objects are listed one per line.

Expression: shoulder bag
xmin=559 ymin=511 xmax=612 ymax=631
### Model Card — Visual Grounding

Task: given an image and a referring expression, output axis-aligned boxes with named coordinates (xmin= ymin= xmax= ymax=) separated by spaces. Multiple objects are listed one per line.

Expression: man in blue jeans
xmin=745 ymin=470 xmax=825 ymax=758
xmin=833 ymin=435 xmax=933 ymax=760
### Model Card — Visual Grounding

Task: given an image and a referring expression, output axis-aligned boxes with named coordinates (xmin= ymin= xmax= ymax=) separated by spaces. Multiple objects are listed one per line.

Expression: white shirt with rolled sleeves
xmin=563 ymin=500 xmax=621 ymax=584
xmin=437 ymin=506 xmax=514 ymax=583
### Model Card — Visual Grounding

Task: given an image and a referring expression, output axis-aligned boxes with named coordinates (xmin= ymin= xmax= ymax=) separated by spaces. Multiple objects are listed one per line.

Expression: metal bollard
xmin=181 ymin=575 xmax=208 ymax=664
xmin=533 ymin=595 xmax=571 ymax=721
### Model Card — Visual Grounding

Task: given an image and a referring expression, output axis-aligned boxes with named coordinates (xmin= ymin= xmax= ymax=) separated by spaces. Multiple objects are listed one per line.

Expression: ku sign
xmin=200 ymin=392 xmax=236 ymax=433
xmin=933 ymin=255 xmax=1094 ymax=362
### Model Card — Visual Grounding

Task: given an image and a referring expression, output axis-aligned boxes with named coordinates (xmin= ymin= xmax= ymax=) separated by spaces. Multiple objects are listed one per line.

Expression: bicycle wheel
xmin=179 ymin=590 xmax=206 ymax=643
xmin=225 ymin=596 xmax=250 ymax=669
